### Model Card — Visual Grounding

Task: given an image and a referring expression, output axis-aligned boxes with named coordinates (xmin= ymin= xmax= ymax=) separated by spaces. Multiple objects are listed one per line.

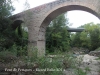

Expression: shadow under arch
xmin=11 ymin=20 xmax=24 ymax=30
xmin=11 ymin=20 xmax=24 ymax=37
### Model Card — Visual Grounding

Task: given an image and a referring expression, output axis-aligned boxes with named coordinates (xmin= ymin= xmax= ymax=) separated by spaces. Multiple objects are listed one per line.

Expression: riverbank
xmin=64 ymin=54 xmax=100 ymax=75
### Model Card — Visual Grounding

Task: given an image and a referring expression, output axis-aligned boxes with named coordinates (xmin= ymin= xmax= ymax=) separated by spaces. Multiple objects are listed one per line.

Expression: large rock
xmin=71 ymin=47 xmax=89 ymax=54
xmin=89 ymin=51 xmax=100 ymax=57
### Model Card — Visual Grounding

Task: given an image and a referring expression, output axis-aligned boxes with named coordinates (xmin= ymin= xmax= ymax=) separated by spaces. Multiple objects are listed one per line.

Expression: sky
xmin=12 ymin=0 xmax=100 ymax=28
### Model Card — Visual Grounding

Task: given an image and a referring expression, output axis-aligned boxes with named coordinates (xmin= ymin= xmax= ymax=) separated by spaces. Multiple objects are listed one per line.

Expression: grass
xmin=0 ymin=46 xmax=96 ymax=75
xmin=75 ymin=68 xmax=87 ymax=75
xmin=85 ymin=67 xmax=91 ymax=72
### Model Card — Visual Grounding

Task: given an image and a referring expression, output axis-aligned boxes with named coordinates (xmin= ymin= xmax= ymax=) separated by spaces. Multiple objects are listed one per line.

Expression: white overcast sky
xmin=12 ymin=0 xmax=100 ymax=28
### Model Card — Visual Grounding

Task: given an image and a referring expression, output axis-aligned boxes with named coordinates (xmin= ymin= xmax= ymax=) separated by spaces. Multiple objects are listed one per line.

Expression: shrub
xmin=0 ymin=51 xmax=17 ymax=63
xmin=75 ymin=68 xmax=87 ymax=75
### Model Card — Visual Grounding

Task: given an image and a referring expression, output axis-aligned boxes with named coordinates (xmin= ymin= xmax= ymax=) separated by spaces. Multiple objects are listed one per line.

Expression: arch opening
xmin=38 ymin=5 xmax=100 ymax=55
xmin=11 ymin=20 xmax=28 ymax=56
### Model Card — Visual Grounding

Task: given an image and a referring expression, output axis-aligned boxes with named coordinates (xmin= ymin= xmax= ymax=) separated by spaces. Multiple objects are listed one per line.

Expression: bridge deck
xmin=67 ymin=28 xmax=85 ymax=32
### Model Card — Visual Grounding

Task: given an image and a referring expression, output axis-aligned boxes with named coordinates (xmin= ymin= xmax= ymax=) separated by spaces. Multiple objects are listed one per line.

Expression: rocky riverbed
xmin=64 ymin=54 xmax=100 ymax=75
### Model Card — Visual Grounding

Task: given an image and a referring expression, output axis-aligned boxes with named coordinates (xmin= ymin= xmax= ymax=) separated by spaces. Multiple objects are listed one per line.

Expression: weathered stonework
xmin=11 ymin=0 xmax=100 ymax=57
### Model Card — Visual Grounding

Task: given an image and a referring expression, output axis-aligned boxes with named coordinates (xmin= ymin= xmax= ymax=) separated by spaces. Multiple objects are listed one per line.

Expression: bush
xmin=95 ymin=47 xmax=100 ymax=51
xmin=75 ymin=68 xmax=87 ymax=75
xmin=35 ymin=57 xmax=63 ymax=75
xmin=0 ymin=51 xmax=17 ymax=63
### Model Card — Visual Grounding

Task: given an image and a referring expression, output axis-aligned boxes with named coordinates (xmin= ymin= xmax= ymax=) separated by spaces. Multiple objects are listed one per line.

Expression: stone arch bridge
xmin=10 ymin=0 xmax=100 ymax=57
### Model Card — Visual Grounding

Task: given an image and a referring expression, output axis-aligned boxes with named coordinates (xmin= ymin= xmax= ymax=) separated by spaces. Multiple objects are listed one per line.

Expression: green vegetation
xmin=71 ymin=22 xmax=100 ymax=51
xmin=46 ymin=13 xmax=71 ymax=53
xmin=0 ymin=0 xmax=28 ymax=56
xmin=75 ymin=68 xmax=87 ymax=75
xmin=0 ymin=1 xmax=70 ymax=75
xmin=85 ymin=67 xmax=91 ymax=72
xmin=0 ymin=0 xmax=14 ymax=50
xmin=1 ymin=0 xmax=100 ymax=75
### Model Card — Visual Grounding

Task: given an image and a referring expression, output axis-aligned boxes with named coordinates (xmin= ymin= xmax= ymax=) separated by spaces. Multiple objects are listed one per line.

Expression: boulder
xmin=89 ymin=51 xmax=100 ymax=57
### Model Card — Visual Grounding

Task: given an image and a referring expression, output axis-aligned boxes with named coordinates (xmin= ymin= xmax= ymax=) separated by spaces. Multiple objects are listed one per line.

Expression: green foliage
xmin=0 ymin=0 xmax=14 ymax=18
xmin=71 ymin=32 xmax=81 ymax=47
xmin=0 ymin=0 xmax=14 ymax=32
xmin=22 ymin=49 xmax=64 ymax=75
xmin=46 ymin=13 xmax=71 ymax=53
xmin=0 ymin=51 xmax=17 ymax=63
xmin=90 ymin=28 xmax=100 ymax=50
xmin=9 ymin=44 xmax=28 ymax=56
xmin=75 ymin=68 xmax=87 ymax=75
xmin=14 ymin=26 xmax=28 ymax=47
xmin=75 ymin=66 xmax=90 ymax=75
xmin=95 ymin=47 xmax=100 ymax=51
xmin=35 ymin=57 xmax=63 ymax=75
xmin=85 ymin=67 xmax=91 ymax=72
xmin=71 ymin=22 xmax=100 ymax=51
xmin=0 ymin=0 xmax=28 ymax=57
xmin=0 ymin=0 xmax=15 ymax=50
xmin=63 ymin=53 xmax=76 ymax=69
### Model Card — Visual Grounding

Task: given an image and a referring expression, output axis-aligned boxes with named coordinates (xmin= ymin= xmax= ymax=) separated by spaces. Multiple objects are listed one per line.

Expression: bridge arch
xmin=41 ymin=5 xmax=100 ymax=28
xmin=38 ymin=4 xmax=100 ymax=57
xmin=12 ymin=0 xmax=100 ymax=57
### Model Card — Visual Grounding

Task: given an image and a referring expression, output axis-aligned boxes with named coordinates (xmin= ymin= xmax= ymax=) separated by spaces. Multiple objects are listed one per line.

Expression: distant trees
xmin=46 ymin=13 xmax=71 ymax=53
xmin=90 ymin=28 xmax=100 ymax=50
xmin=71 ymin=22 xmax=100 ymax=51
xmin=70 ymin=32 xmax=81 ymax=47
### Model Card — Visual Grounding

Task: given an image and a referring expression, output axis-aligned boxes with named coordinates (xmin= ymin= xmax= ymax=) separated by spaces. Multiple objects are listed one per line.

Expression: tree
xmin=0 ymin=0 xmax=15 ymax=50
xmin=70 ymin=22 xmax=100 ymax=51
xmin=0 ymin=0 xmax=28 ymax=56
xmin=0 ymin=0 xmax=14 ymax=33
xmin=90 ymin=28 xmax=100 ymax=50
xmin=70 ymin=32 xmax=82 ymax=47
xmin=46 ymin=13 xmax=70 ymax=53
xmin=82 ymin=23 xmax=100 ymax=51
